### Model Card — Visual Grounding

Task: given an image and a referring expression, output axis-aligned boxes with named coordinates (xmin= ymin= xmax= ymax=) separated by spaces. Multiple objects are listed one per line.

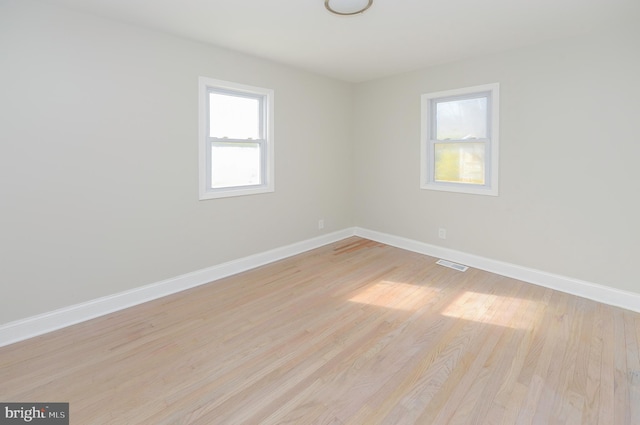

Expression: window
xmin=199 ymin=77 xmax=274 ymax=200
xmin=421 ymin=83 xmax=499 ymax=196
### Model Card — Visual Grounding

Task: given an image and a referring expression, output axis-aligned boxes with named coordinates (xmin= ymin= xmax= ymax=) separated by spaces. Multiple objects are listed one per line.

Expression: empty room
xmin=1 ymin=0 xmax=639 ymax=423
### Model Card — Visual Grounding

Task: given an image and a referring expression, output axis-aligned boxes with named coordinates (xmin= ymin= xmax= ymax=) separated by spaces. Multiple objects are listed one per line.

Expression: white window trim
xmin=420 ymin=83 xmax=499 ymax=196
xmin=198 ymin=77 xmax=274 ymax=200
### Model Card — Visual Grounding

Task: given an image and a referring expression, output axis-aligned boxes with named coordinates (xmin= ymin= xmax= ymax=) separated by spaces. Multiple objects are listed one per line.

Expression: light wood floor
xmin=1 ymin=237 xmax=639 ymax=424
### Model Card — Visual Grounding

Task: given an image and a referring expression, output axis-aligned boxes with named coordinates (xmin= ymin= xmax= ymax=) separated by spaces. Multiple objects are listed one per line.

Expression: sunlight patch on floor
xmin=441 ymin=291 xmax=534 ymax=329
xmin=348 ymin=280 xmax=438 ymax=311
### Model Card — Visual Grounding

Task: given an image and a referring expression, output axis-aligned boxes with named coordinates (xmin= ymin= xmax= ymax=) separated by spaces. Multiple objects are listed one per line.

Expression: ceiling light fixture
xmin=325 ymin=0 xmax=373 ymax=16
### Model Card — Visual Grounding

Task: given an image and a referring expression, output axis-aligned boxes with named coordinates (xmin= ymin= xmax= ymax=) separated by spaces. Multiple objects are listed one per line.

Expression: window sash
xmin=430 ymin=92 xmax=492 ymax=141
xmin=206 ymin=138 xmax=267 ymax=191
xmin=428 ymin=139 xmax=491 ymax=186
xmin=207 ymin=88 xmax=265 ymax=140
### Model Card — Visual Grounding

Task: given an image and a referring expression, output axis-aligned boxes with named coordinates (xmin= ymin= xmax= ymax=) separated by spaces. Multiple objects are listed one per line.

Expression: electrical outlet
xmin=318 ymin=219 xmax=325 ymax=230
xmin=438 ymin=228 xmax=447 ymax=239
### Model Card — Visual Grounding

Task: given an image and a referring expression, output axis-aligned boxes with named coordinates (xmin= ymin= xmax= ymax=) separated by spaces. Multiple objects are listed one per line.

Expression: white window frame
xmin=420 ymin=83 xmax=499 ymax=196
xmin=198 ymin=77 xmax=274 ymax=200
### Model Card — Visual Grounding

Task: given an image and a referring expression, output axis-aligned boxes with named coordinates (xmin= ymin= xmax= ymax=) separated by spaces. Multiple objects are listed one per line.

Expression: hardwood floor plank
xmin=623 ymin=311 xmax=640 ymax=424
xmin=532 ymin=293 xmax=579 ymax=423
xmin=517 ymin=291 xmax=571 ymax=424
xmin=599 ymin=304 xmax=616 ymax=425
xmin=548 ymin=299 xmax=587 ymax=424
xmin=464 ymin=286 xmax=544 ymax=425
xmin=500 ymin=382 xmax=529 ymax=425
xmin=584 ymin=302 xmax=605 ymax=424
xmin=569 ymin=298 xmax=596 ymax=403
xmin=493 ymin=286 xmax=552 ymax=410
xmin=613 ymin=309 xmax=629 ymax=424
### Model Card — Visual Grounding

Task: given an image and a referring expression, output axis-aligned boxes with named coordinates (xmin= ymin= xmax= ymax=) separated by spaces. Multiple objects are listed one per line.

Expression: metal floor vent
xmin=436 ymin=259 xmax=469 ymax=272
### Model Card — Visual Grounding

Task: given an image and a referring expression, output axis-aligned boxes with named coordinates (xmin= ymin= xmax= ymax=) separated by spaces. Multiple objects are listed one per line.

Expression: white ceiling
xmin=38 ymin=0 xmax=638 ymax=82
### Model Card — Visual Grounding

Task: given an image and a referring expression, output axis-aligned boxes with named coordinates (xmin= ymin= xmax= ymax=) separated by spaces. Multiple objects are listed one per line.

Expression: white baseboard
xmin=3 ymin=226 xmax=638 ymax=347
xmin=0 ymin=228 xmax=356 ymax=348
xmin=355 ymin=227 xmax=640 ymax=313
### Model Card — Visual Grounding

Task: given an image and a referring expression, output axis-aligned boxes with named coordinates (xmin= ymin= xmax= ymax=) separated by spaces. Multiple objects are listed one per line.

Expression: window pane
xmin=209 ymin=93 xmax=260 ymax=139
xmin=211 ymin=143 xmax=261 ymax=188
xmin=436 ymin=96 xmax=487 ymax=140
xmin=434 ymin=142 xmax=485 ymax=184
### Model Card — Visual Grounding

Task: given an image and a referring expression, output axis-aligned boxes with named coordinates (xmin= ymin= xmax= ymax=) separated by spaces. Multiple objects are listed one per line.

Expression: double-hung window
xmin=421 ymin=83 xmax=499 ymax=196
xmin=199 ymin=77 xmax=274 ymax=200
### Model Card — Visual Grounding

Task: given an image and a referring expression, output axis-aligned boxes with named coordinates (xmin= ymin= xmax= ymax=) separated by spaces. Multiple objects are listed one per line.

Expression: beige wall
xmin=0 ymin=0 xmax=354 ymax=323
xmin=353 ymin=25 xmax=640 ymax=294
